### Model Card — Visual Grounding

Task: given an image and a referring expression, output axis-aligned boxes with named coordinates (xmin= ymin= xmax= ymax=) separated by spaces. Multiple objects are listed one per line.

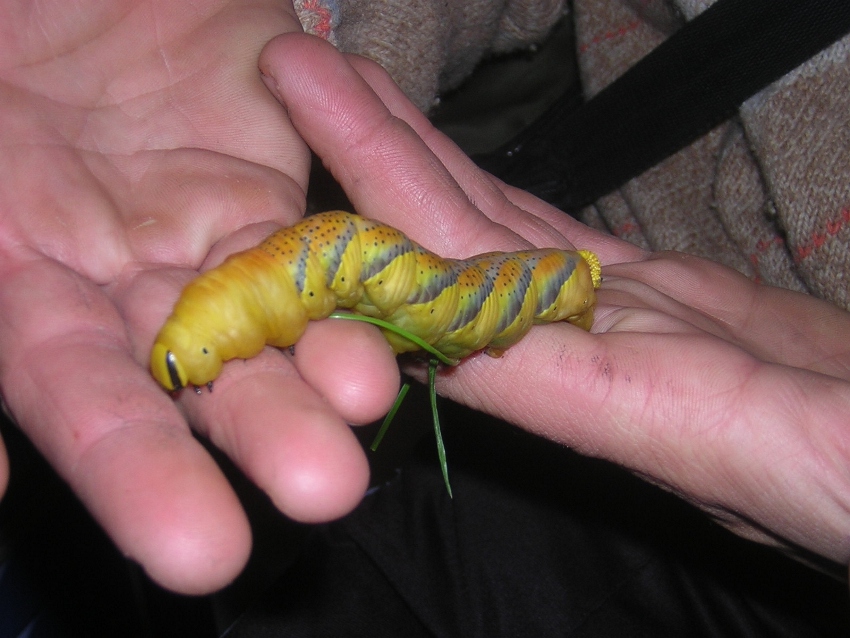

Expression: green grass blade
xmin=328 ymin=311 xmax=458 ymax=366
xmin=429 ymin=359 xmax=452 ymax=498
xmin=370 ymin=382 xmax=410 ymax=451
xmin=329 ymin=312 xmax=453 ymax=496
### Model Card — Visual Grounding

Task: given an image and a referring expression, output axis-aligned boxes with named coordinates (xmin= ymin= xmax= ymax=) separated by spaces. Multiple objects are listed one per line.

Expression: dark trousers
xmin=227 ymin=400 xmax=850 ymax=637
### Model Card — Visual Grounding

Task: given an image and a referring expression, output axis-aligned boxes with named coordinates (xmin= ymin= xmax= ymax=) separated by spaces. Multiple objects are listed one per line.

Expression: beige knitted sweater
xmin=295 ymin=0 xmax=850 ymax=311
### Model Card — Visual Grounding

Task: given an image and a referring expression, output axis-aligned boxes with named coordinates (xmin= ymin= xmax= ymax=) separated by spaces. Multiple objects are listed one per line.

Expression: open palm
xmin=263 ymin=34 xmax=850 ymax=573
xmin=0 ymin=2 xmax=400 ymax=594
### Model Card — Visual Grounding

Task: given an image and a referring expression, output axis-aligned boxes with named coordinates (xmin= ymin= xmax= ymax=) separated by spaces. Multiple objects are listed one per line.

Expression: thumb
xmin=259 ymin=32 xmax=525 ymax=257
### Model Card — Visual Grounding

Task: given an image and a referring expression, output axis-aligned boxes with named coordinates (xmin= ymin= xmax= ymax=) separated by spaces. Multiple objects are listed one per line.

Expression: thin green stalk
xmin=370 ymin=382 xmax=410 ymax=451
xmin=328 ymin=312 xmax=457 ymax=366
xmin=429 ymin=358 xmax=452 ymax=497
xmin=329 ymin=311 xmax=454 ymax=495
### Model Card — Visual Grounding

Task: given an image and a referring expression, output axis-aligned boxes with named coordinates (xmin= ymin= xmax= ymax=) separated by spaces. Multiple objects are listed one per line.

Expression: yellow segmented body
xmin=150 ymin=211 xmax=601 ymax=390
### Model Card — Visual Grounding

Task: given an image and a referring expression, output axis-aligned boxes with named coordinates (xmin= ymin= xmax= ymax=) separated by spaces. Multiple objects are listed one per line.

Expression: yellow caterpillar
xmin=151 ymin=211 xmax=601 ymax=391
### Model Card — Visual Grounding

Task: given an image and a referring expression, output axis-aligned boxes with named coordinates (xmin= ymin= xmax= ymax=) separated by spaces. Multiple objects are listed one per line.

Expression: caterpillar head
xmin=150 ymin=321 xmax=222 ymax=391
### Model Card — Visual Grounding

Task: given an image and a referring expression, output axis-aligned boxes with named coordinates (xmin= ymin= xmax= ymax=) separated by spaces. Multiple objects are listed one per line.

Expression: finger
xmin=496 ymin=183 xmax=649 ymax=264
xmin=592 ymin=275 xmax=739 ymax=338
xmin=343 ymin=54 xmax=657 ymax=272
xmin=344 ymin=51 xmax=644 ymax=261
xmin=118 ymin=266 xmax=398 ymax=523
xmin=259 ymin=34 xmax=528 ymax=257
xmin=608 ymin=252 xmax=850 ymax=378
xmin=292 ymin=318 xmax=401 ymax=425
xmin=0 ymin=256 xmax=250 ymax=594
xmin=261 ymin=35 xmax=631 ymax=270
xmin=177 ymin=353 xmax=373 ymax=523
xmin=424 ymin=325 xmax=850 ymax=562
xmin=343 ymin=54 xmax=547 ymax=241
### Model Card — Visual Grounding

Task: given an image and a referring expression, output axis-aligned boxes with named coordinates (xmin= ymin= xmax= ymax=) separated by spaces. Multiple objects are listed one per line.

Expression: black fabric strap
xmin=477 ymin=0 xmax=850 ymax=214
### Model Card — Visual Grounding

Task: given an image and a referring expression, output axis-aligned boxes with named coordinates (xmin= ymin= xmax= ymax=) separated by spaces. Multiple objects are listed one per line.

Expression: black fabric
xmin=476 ymin=0 xmax=850 ymax=213
xmin=225 ymin=405 xmax=850 ymax=637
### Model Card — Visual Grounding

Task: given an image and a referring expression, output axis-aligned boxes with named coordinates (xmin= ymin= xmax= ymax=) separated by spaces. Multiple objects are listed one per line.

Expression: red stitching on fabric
xmin=611 ymin=221 xmax=639 ymax=237
xmin=793 ymin=207 xmax=850 ymax=262
xmin=748 ymin=236 xmax=784 ymax=284
xmin=579 ymin=19 xmax=642 ymax=53
xmin=754 ymin=236 xmax=785 ymax=253
xmin=302 ymin=0 xmax=333 ymax=40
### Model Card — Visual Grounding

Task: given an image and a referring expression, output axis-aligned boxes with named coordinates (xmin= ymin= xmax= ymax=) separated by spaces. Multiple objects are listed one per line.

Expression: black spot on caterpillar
xmin=150 ymin=211 xmax=601 ymax=390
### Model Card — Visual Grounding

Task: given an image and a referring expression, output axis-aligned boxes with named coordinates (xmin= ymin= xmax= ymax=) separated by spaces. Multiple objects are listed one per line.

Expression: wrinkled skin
xmin=1 ymin=0 xmax=849 ymax=596
xmin=262 ymin=36 xmax=850 ymax=578
xmin=0 ymin=1 xmax=398 ymax=594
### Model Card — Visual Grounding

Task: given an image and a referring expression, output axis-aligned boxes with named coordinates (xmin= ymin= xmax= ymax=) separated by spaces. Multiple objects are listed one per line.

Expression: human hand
xmin=262 ymin=34 xmax=850 ymax=569
xmin=0 ymin=2 xmax=400 ymax=594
